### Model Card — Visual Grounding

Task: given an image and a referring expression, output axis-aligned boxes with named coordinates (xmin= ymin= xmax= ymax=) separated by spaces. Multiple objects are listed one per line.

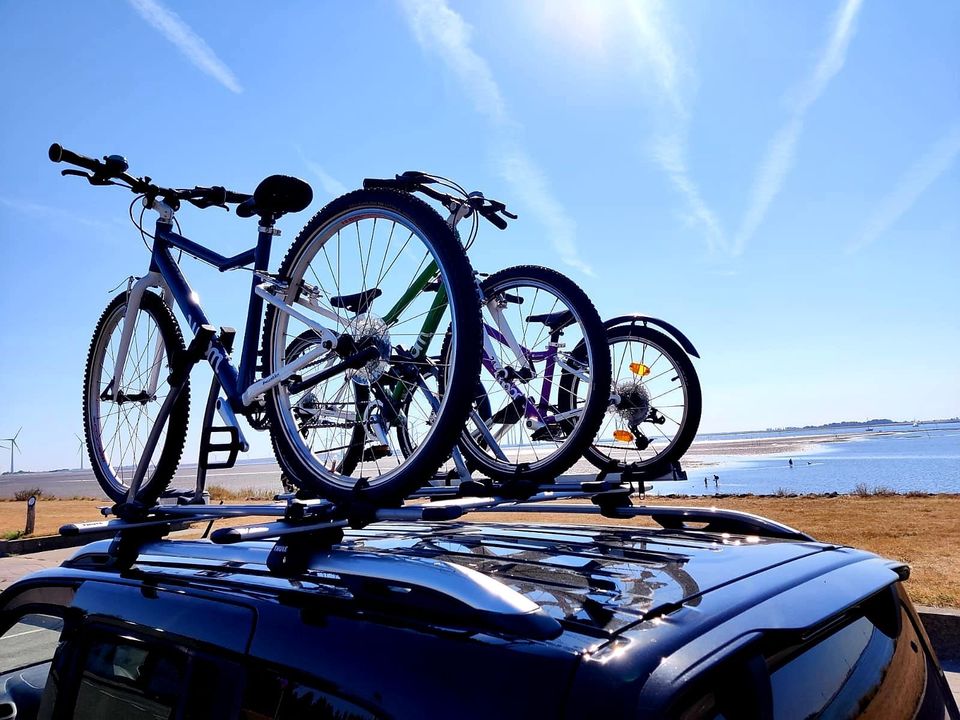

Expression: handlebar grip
xmin=363 ymin=177 xmax=411 ymax=191
xmin=48 ymin=143 xmax=100 ymax=172
xmin=485 ymin=212 xmax=508 ymax=230
xmin=224 ymin=190 xmax=252 ymax=204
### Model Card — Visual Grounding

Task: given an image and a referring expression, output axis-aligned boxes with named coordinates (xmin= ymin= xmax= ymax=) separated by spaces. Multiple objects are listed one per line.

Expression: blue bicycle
xmin=50 ymin=144 xmax=483 ymax=508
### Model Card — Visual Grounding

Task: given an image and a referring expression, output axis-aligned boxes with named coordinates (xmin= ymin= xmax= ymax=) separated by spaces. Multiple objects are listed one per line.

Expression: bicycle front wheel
xmin=262 ymin=189 xmax=482 ymax=506
xmin=83 ymin=291 xmax=189 ymax=505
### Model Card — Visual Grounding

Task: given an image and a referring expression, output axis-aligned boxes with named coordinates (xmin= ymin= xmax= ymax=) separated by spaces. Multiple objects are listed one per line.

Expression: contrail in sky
xmin=624 ymin=1 xmax=726 ymax=253
xmin=848 ymin=123 xmax=960 ymax=253
xmin=400 ymin=0 xmax=594 ymax=275
xmin=127 ymin=0 xmax=242 ymax=94
xmin=734 ymin=0 xmax=862 ymax=255
xmin=300 ymin=156 xmax=349 ymax=198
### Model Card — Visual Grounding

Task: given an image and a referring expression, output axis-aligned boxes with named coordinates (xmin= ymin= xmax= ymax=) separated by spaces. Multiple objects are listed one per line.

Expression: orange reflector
xmin=630 ymin=362 xmax=650 ymax=377
xmin=613 ymin=430 xmax=634 ymax=443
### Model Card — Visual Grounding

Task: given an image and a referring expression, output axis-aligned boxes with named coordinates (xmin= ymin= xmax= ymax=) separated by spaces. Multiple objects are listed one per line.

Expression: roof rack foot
xmin=267 ymin=526 xmax=345 ymax=576
xmin=107 ymin=524 xmax=174 ymax=570
xmin=495 ymin=477 xmax=539 ymax=501
xmin=457 ymin=479 xmax=492 ymax=498
xmin=591 ymin=488 xmax=634 ymax=518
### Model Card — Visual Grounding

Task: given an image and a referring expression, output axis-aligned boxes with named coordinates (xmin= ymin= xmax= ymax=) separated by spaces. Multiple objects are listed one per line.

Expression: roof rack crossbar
xmin=468 ymin=502 xmax=813 ymax=541
xmin=58 ymin=454 xmax=812 ymax=578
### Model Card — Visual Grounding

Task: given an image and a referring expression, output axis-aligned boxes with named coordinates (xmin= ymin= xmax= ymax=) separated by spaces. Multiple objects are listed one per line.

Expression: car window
xmin=768 ymin=604 xmax=952 ymax=719
xmin=241 ymin=667 xmax=381 ymax=720
xmin=61 ymin=634 xmax=187 ymax=720
xmin=0 ymin=613 xmax=64 ymax=674
xmin=678 ymin=588 xmax=956 ymax=719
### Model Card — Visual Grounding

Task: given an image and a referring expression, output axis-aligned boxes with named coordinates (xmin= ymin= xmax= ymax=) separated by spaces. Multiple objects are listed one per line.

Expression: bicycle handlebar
xmin=364 ymin=171 xmax=517 ymax=230
xmin=49 ymin=143 xmax=102 ymax=172
xmin=48 ymin=142 xmax=251 ymax=210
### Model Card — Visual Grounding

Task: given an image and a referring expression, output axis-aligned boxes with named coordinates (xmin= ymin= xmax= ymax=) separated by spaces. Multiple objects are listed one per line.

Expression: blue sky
xmin=0 ymin=0 xmax=957 ymax=471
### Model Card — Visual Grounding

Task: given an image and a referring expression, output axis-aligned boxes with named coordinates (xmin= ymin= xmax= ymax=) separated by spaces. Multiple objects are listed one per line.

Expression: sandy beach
xmin=0 ymin=426 xmax=926 ymax=499
xmin=677 ymin=431 xmax=861 ymax=469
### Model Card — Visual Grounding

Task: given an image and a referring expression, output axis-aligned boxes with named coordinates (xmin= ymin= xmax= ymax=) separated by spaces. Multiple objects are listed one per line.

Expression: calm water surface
xmin=650 ymin=422 xmax=960 ymax=496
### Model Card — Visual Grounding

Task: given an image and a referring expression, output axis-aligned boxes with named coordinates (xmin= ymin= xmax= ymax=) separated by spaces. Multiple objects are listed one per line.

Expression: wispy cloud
xmin=623 ymin=1 xmax=687 ymax=121
xmin=399 ymin=0 xmax=593 ymax=275
xmin=734 ymin=0 xmax=862 ymax=255
xmin=300 ymin=156 xmax=349 ymax=198
xmin=652 ymin=133 xmax=725 ymax=254
xmin=499 ymin=150 xmax=594 ymax=276
xmin=402 ymin=0 xmax=507 ymax=127
xmin=622 ymin=1 xmax=725 ymax=253
xmin=0 ymin=196 xmax=117 ymax=230
xmin=127 ymin=0 xmax=242 ymax=94
xmin=848 ymin=123 xmax=960 ymax=253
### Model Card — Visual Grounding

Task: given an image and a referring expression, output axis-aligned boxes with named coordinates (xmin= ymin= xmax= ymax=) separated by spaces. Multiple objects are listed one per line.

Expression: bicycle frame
xmin=375 ymin=202 xmax=592 ymax=450
xmin=480 ymin=320 xmax=588 ymax=428
xmin=107 ymin=208 xmax=345 ymax=420
xmin=110 ymin=200 xmax=461 ymax=432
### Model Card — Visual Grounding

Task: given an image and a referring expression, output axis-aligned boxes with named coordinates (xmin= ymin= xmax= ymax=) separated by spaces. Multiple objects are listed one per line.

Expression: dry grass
xmin=2 ymin=494 xmax=958 ymax=607
xmin=473 ymin=494 xmax=960 ymax=608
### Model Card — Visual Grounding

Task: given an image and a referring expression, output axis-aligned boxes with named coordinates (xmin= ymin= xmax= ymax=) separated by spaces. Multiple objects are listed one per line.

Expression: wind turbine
xmin=75 ymin=433 xmax=85 ymax=470
xmin=1 ymin=428 xmax=21 ymax=474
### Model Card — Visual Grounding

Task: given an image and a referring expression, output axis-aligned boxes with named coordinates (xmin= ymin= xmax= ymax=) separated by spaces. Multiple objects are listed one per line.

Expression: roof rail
xmin=67 ymin=538 xmax=563 ymax=641
xmin=469 ymin=502 xmax=813 ymax=541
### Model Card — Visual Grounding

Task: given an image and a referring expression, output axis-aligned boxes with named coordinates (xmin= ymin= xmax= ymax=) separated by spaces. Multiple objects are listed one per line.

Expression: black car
xmin=0 ymin=508 xmax=957 ymax=719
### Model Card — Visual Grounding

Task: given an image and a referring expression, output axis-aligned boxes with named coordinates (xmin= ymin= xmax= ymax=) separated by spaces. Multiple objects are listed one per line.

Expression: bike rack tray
xmin=59 ymin=465 xmax=814 ymax=576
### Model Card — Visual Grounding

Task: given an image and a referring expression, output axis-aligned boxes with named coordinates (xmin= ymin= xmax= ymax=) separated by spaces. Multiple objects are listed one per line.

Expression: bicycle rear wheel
xmin=443 ymin=265 xmax=611 ymax=485
xmin=83 ymin=291 xmax=189 ymax=505
xmin=565 ymin=324 xmax=701 ymax=477
xmin=261 ymin=189 xmax=482 ymax=506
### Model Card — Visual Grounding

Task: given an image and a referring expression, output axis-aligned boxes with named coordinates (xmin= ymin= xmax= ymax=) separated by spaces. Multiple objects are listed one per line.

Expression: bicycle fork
xmin=107 ymin=272 xmax=169 ymax=403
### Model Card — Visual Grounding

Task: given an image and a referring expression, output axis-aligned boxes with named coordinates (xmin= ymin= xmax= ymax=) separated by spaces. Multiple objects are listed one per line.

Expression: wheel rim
xmin=462 ymin=275 xmax=597 ymax=473
xmin=270 ymin=206 xmax=465 ymax=491
xmin=587 ymin=333 xmax=690 ymax=469
xmin=87 ymin=302 xmax=175 ymax=496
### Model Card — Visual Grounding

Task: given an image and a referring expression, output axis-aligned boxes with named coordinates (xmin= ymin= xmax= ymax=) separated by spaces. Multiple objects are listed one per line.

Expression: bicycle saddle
xmin=526 ymin=309 xmax=574 ymax=332
xmin=330 ymin=289 xmax=383 ymax=315
xmin=237 ymin=175 xmax=313 ymax=218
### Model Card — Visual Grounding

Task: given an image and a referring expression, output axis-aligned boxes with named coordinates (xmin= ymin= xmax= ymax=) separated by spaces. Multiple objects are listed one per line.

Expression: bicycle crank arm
xmin=286 ymin=346 xmax=380 ymax=395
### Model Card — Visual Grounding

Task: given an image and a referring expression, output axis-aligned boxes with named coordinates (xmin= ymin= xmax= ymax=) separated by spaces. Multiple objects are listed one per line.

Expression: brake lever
xmin=61 ymin=169 xmax=92 ymax=180
xmin=486 ymin=199 xmax=517 ymax=219
xmin=397 ymin=170 xmax=434 ymax=184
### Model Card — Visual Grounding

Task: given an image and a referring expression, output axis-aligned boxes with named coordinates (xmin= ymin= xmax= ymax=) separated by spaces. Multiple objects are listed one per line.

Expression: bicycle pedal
xmin=361 ymin=444 xmax=391 ymax=461
xmin=531 ymin=425 xmax=570 ymax=442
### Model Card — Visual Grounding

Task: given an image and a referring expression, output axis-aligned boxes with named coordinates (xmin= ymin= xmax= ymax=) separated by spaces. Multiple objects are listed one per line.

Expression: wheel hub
xmin=344 ymin=313 xmax=391 ymax=385
xmin=614 ymin=378 xmax=651 ymax=424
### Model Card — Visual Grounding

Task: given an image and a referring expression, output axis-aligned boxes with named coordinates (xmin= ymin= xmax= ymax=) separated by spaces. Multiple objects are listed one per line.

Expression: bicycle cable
xmin=130 ymin=194 xmax=183 ymax=262
xmin=414 ymin=172 xmax=482 ymax=251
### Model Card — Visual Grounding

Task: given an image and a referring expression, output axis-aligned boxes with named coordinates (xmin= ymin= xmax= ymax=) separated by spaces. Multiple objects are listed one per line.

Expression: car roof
xmin=34 ymin=519 xmax=897 ymax=652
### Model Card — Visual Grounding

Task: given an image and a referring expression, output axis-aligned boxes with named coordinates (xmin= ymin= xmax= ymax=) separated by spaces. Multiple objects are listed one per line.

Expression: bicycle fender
xmin=604 ymin=314 xmax=700 ymax=358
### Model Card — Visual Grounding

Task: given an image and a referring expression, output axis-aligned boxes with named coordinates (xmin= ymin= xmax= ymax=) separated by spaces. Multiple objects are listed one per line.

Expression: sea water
xmin=653 ymin=422 xmax=960 ymax=497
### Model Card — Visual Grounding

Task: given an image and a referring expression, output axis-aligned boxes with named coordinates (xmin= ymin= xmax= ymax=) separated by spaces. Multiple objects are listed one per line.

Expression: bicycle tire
xmin=261 ymin=188 xmax=482 ymax=506
xmin=83 ymin=291 xmax=189 ymax=505
xmin=562 ymin=324 xmax=701 ymax=478
xmin=443 ymin=265 xmax=611 ymax=485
